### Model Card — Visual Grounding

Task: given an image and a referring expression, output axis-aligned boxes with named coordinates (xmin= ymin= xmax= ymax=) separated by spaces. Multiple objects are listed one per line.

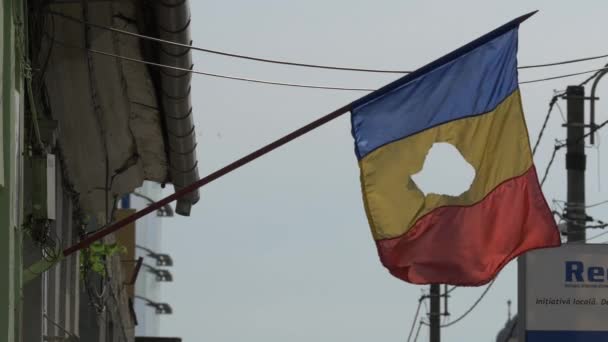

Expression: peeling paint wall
xmin=43 ymin=1 xmax=167 ymax=221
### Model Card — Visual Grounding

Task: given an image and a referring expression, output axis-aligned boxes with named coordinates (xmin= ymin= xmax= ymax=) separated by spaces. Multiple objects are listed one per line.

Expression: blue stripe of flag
xmin=351 ymin=28 xmax=518 ymax=159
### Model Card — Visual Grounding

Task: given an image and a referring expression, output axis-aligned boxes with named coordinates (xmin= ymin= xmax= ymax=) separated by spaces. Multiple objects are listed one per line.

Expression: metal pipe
xmin=156 ymin=0 xmax=200 ymax=216
xmin=589 ymin=68 xmax=608 ymax=144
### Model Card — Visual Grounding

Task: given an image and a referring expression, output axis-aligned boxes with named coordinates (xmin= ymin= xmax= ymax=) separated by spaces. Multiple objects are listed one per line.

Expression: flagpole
xmin=62 ymin=103 xmax=354 ymax=257
xmin=61 ymin=10 xmax=541 ymax=262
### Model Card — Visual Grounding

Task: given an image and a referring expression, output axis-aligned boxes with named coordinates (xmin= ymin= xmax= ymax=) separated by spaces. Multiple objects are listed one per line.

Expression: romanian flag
xmin=350 ymin=13 xmax=560 ymax=286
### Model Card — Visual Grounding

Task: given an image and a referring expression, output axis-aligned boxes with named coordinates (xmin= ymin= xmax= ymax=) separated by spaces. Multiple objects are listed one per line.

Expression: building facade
xmin=1 ymin=0 xmax=196 ymax=341
xmin=133 ymin=181 xmax=165 ymax=337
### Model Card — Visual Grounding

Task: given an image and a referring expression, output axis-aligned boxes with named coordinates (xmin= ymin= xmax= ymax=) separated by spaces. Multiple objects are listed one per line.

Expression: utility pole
xmin=429 ymin=284 xmax=440 ymax=342
xmin=565 ymin=85 xmax=586 ymax=243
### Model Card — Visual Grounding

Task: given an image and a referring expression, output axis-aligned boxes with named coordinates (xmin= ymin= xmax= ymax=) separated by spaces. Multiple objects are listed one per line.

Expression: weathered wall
xmin=0 ymin=0 xmax=24 ymax=341
xmin=43 ymin=1 xmax=167 ymax=223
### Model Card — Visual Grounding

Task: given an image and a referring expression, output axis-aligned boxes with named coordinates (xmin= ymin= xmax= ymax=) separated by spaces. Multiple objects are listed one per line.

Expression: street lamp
xmin=135 ymin=295 xmax=173 ymax=314
xmin=142 ymin=263 xmax=173 ymax=282
xmin=136 ymin=245 xmax=174 ymax=266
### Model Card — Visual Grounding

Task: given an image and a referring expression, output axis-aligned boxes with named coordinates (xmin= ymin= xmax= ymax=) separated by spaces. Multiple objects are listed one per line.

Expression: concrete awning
xmin=41 ymin=0 xmax=200 ymax=221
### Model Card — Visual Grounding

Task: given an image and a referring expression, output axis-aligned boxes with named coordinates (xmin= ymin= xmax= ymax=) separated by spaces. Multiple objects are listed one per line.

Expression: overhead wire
xmin=46 ymin=8 xmax=608 ymax=194
xmin=519 ymin=67 xmax=608 ymax=85
xmin=540 ymin=145 xmax=560 ymax=187
xmin=540 ymin=111 xmax=608 ymax=187
xmin=46 ymin=11 xmax=608 ymax=211
xmin=45 ymin=35 xmax=608 ymax=94
xmin=439 ymin=279 xmax=495 ymax=328
xmin=407 ymin=298 xmax=424 ymax=342
xmin=519 ymin=54 xmax=608 ymax=70
xmin=91 ymin=48 xmax=377 ymax=91
xmin=534 ymin=92 xmax=564 ymax=187
xmin=41 ymin=12 xmax=608 ymax=92
xmin=585 ymin=199 xmax=608 ymax=209
xmin=42 ymin=11 xmax=608 ymax=328
xmin=45 ymin=36 xmax=376 ymax=92
xmin=422 ymin=293 xmax=430 ymax=314
xmin=557 ymin=117 xmax=608 ymax=149
xmin=44 ymin=16 xmax=608 ymax=199
xmin=417 ymin=280 xmax=494 ymax=331
xmin=413 ymin=320 xmax=424 ymax=342
xmin=553 ymin=199 xmax=608 ymax=209
xmin=555 ymin=100 xmax=566 ymax=123
xmin=562 ymin=226 xmax=608 ymax=243
xmin=46 ymin=10 xmax=608 ymax=74
xmin=46 ymin=10 xmax=409 ymax=74
xmin=535 ymin=64 xmax=608 ymax=187
xmin=579 ymin=62 xmax=608 ymax=86
xmin=532 ymin=94 xmax=560 ymax=156
xmin=585 ymin=222 xmax=608 ymax=229
xmin=42 ymin=14 xmax=606 ymax=338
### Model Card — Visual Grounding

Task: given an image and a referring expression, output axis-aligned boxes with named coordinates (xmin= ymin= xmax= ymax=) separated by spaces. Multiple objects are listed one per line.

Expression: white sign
xmin=525 ymin=244 xmax=608 ymax=340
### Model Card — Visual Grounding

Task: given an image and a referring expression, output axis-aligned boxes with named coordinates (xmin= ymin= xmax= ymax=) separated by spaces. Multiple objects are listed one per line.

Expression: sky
xmin=155 ymin=1 xmax=608 ymax=341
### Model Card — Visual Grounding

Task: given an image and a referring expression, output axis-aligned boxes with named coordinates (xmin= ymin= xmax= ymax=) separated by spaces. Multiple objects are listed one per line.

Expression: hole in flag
xmin=411 ymin=142 xmax=476 ymax=197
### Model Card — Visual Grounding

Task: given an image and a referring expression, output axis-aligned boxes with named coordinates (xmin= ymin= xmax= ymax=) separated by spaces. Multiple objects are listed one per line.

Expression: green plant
xmin=80 ymin=242 xmax=126 ymax=278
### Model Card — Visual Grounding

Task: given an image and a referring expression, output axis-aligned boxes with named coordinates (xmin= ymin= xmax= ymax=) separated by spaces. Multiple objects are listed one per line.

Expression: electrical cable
xmin=541 ymin=118 xmax=608 ymax=187
xmin=532 ymin=94 xmax=560 ymax=156
xmin=552 ymin=199 xmax=565 ymax=214
xmin=413 ymin=320 xmax=424 ymax=342
xmin=560 ymin=222 xmax=608 ymax=243
xmin=557 ymin=117 xmax=608 ymax=149
xmin=555 ymin=100 xmax=566 ymax=123
xmin=90 ymin=47 xmax=377 ymax=91
xmin=439 ymin=279 xmax=495 ymax=328
xmin=46 ymin=10 xmax=409 ymax=74
xmin=585 ymin=222 xmax=608 ymax=229
xmin=519 ymin=67 xmax=608 ymax=85
xmin=47 ymin=10 xmax=608 ymax=74
xmin=47 ymin=36 xmax=608 ymax=93
xmin=407 ymin=299 xmax=424 ymax=342
xmin=554 ymin=199 xmax=608 ymax=209
xmin=579 ymin=62 xmax=608 ymax=86
xmin=540 ymin=145 xmax=559 ymax=187
xmin=585 ymin=199 xmax=608 ymax=209
xmin=540 ymin=103 xmax=608 ymax=187
xmin=519 ymin=54 xmax=608 ymax=69
xmin=532 ymin=92 xmax=565 ymax=188
xmin=46 ymin=35 xmax=376 ymax=92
